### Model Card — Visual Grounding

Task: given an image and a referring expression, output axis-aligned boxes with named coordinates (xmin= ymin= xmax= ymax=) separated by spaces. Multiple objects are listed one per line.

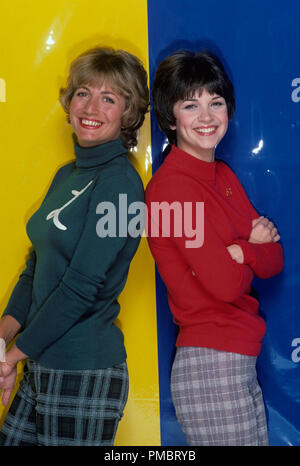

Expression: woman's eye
xmin=76 ymin=91 xmax=88 ymax=97
xmin=211 ymin=101 xmax=224 ymax=108
xmin=104 ymin=96 xmax=115 ymax=104
xmin=184 ymin=103 xmax=196 ymax=110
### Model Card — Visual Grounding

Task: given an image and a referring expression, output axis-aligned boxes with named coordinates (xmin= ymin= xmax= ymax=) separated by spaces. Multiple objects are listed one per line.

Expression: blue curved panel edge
xmin=148 ymin=0 xmax=300 ymax=446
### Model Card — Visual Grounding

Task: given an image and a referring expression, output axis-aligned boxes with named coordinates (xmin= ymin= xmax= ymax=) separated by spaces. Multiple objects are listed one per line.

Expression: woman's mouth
xmin=194 ymin=126 xmax=217 ymax=135
xmin=79 ymin=118 xmax=103 ymax=129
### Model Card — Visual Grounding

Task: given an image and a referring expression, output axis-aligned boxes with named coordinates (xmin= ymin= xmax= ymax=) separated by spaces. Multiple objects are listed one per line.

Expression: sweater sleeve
xmin=15 ymin=175 xmax=141 ymax=360
xmin=234 ymin=238 xmax=284 ymax=279
xmin=2 ymin=249 xmax=36 ymax=327
xmin=146 ymin=177 xmax=254 ymax=303
xmin=228 ymin=167 xmax=284 ymax=278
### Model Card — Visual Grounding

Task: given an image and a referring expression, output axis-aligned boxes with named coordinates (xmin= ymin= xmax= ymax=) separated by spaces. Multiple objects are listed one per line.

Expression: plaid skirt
xmin=170 ymin=347 xmax=269 ymax=446
xmin=0 ymin=359 xmax=128 ymax=446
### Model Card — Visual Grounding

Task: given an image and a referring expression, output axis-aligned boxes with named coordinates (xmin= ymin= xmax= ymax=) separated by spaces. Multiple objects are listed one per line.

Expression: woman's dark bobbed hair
xmin=151 ymin=49 xmax=236 ymax=145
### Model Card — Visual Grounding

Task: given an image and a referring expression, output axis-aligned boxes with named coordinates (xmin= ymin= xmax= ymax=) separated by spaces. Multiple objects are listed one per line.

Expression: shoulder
xmin=216 ymin=159 xmax=234 ymax=174
xmin=146 ymin=169 xmax=204 ymax=205
xmin=217 ymin=159 xmax=240 ymax=180
xmin=92 ymin=157 xmax=144 ymax=202
xmin=216 ymin=159 xmax=253 ymax=204
xmin=52 ymin=161 xmax=75 ymax=182
xmin=218 ymin=159 xmax=251 ymax=191
xmin=146 ymin=157 xmax=179 ymax=194
xmin=44 ymin=161 xmax=75 ymax=198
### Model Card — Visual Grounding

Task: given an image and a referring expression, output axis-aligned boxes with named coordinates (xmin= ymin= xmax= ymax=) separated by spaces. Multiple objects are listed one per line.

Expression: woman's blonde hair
xmin=60 ymin=47 xmax=149 ymax=148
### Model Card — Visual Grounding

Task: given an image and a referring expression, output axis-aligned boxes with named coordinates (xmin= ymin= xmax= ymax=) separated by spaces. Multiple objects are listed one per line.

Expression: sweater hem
xmin=176 ymin=333 xmax=262 ymax=357
xmin=23 ymin=352 xmax=127 ymax=371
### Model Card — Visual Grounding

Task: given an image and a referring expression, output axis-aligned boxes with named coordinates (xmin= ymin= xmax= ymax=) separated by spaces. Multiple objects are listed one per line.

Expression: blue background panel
xmin=148 ymin=0 xmax=300 ymax=446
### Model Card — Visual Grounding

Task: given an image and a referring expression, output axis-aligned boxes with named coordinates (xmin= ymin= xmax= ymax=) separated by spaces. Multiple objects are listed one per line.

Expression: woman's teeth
xmin=195 ymin=127 xmax=216 ymax=134
xmin=81 ymin=119 xmax=102 ymax=127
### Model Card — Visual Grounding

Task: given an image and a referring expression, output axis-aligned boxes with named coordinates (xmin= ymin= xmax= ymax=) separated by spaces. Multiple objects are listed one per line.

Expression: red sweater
xmin=145 ymin=145 xmax=284 ymax=356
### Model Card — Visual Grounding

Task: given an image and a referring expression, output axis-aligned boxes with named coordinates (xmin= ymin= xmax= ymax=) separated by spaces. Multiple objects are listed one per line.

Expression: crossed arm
xmin=227 ymin=215 xmax=281 ymax=264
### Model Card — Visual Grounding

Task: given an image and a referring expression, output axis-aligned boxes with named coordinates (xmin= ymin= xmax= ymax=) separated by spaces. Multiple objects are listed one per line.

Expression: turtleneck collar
xmin=74 ymin=138 xmax=127 ymax=169
xmin=167 ymin=145 xmax=217 ymax=181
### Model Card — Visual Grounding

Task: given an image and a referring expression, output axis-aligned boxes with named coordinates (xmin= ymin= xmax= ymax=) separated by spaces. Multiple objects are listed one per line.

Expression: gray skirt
xmin=170 ymin=347 xmax=269 ymax=446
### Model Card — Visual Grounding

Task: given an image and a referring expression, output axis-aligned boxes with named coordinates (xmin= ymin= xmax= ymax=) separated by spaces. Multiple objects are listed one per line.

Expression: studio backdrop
xmin=0 ymin=0 xmax=299 ymax=446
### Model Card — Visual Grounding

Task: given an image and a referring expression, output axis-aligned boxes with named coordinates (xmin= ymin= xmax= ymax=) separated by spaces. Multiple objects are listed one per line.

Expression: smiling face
xmin=171 ymin=88 xmax=229 ymax=161
xmin=69 ymin=81 xmax=126 ymax=147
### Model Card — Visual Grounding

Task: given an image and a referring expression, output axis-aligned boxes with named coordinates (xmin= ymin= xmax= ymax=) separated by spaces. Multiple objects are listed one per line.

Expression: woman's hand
xmin=0 ymin=344 xmax=27 ymax=406
xmin=249 ymin=216 xmax=280 ymax=244
xmin=0 ymin=362 xmax=17 ymax=406
xmin=227 ymin=244 xmax=244 ymax=264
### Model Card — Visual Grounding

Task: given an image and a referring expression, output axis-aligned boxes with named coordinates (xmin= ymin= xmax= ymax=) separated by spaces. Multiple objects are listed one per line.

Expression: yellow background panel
xmin=0 ymin=0 xmax=159 ymax=445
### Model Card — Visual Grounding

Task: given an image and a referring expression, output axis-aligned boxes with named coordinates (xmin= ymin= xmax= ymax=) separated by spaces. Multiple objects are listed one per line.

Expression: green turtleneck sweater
xmin=3 ymin=139 xmax=144 ymax=369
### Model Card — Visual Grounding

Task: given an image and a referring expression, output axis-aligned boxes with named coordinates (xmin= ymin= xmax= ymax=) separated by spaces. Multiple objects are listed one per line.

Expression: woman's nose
xmin=83 ymin=96 xmax=100 ymax=114
xmin=198 ymin=106 xmax=212 ymax=121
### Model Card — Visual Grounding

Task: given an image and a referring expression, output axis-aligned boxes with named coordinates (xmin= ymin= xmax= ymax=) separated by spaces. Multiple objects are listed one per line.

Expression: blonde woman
xmin=0 ymin=47 xmax=149 ymax=446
